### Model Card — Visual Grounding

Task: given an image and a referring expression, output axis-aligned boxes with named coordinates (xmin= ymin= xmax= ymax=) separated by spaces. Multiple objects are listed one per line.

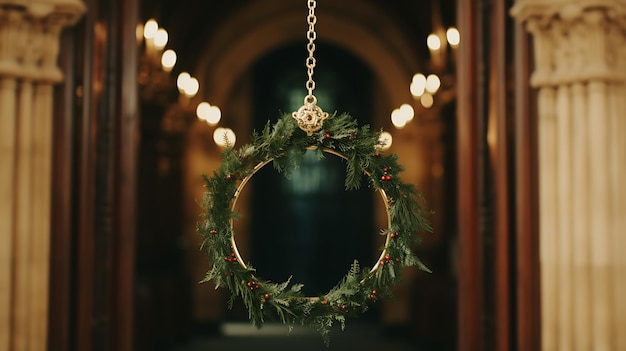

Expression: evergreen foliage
xmin=199 ymin=112 xmax=432 ymax=345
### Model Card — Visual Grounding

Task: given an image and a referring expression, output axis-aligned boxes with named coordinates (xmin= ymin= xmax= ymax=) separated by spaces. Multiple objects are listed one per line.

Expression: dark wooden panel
xmin=74 ymin=2 xmax=98 ymax=349
xmin=456 ymin=1 xmax=540 ymax=350
xmin=490 ymin=0 xmax=512 ymax=350
xmin=456 ymin=0 xmax=484 ymax=349
xmin=514 ymin=20 xmax=541 ymax=351
xmin=112 ymin=0 xmax=139 ymax=349
xmin=48 ymin=0 xmax=140 ymax=350
xmin=49 ymin=28 xmax=78 ymax=351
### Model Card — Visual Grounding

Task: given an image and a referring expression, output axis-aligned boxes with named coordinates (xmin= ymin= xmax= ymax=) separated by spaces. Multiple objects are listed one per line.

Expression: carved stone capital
xmin=511 ymin=0 xmax=626 ymax=87
xmin=0 ymin=0 xmax=85 ymax=82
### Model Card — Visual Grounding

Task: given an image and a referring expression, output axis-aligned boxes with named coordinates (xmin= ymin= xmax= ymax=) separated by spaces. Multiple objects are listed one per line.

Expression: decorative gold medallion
xmin=292 ymin=96 xmax=329 ymax=135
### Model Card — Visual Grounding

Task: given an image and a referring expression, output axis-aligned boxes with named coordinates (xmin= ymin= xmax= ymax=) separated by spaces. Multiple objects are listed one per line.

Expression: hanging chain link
xmin=305 ymin=0 xmax=317 ymax=100
xmin=292 ymin=0 xmax=329 ymax=135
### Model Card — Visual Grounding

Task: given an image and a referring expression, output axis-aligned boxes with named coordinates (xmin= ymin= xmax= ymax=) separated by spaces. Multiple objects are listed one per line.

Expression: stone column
xmin=512 ymin=1 xmax=626 ymax=350
xmin=0 ymin=2 xmax=84 ymax=351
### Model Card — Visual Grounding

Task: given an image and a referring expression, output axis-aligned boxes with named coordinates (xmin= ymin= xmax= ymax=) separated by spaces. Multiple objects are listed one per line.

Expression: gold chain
xmin=306 ymin=0 xmax=317 ymax=100
xmin=292 ymin=0 xmax=329 ymax=135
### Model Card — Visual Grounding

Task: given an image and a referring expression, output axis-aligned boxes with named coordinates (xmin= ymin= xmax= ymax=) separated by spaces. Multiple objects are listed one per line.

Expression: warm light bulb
xmin=183 ymin=77 xmax=199 ymax=97
xmin=399 ymin=103 xmax=414 ymax=122
xmin=391 ymin=108 xmax=407 ymax=129
xmin=412 ymin=73 xmax=426 ymax=85
xmin=427 ymin=33 xmax=441 ymax=51
xmin=177 ymin=72 xmax=190 ymax=92
xmin=143 ymin=19 xmax=158 ymax=39
xmin=153 ymin=28 xmax=168 ymax=49
xmin=410 ymin=82 xmax=424 ymax=97
xmin=411 ymin=73 xmax=426 ymax=97
xmin=161 ymin=49 xmax=176 ymax=71
xmin=447 ymin=27 xmax=460 ymax=47
xmin=213 ymin=128 xmax=225 ymax=145
xmin=425 ymin=74 xmax=441 ymax=94
xmin=213 ymin=127 xmax=236 ymax=147
xmin=420 ymin=93 xmax=434 ymax=108
xmin=196 ymin=102 xmax=211 ymax=121
xmin=377 ymin=131 xmax=393 ymax=151
xmin=206 ymin=106 xmax=221 ymax=125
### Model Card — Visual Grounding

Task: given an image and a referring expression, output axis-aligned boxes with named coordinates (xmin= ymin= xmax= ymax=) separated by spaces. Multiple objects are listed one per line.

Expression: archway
xmin=176 ymin=1 xmax=455 ymax=348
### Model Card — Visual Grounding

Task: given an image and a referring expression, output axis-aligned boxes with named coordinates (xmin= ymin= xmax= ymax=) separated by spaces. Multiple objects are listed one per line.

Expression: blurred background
xmin=133 ymin=2 xmax=458 ymax=350
xmin=7 ymin=1 xmax=626 ymax=350
xmin=40 ymin=0 xmax=539 ymax=350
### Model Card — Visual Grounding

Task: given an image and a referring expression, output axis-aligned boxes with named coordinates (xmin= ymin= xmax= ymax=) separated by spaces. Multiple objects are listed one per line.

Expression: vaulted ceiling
xmin=139 ymin=0 xmax=456 ymax=113
xmin=141 ymin=0 xmax=456 ymax=83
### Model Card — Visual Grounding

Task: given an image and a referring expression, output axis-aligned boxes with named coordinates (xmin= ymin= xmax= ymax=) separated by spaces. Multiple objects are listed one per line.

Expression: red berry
xmin=264 ymin=293 xmax=270 ymax=300
xmin=321 ymin=300 xmax=328 ymax=305
xmin=209 ymin=229 xmax=217 ymax=235
xmin=372 ymin=290 xmax=377 ymax=295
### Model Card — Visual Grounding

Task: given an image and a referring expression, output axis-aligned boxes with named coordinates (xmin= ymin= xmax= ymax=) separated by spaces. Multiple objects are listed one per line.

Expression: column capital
xmin=511 ymin=0 xmax=626 ymax=21
xmin=1 ymin=0 xmax=85 ymax=19
xmin=511 ymin=0 xmax=626 ymax=87
xmin=0 ymin=0 xmax=85 ymax=83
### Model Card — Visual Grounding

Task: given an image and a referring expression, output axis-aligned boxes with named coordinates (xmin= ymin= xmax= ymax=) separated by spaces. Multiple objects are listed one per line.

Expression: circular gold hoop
xmin=228 ymin=147 xmax=393 ymax=282
xmin=199 ymin=112 xmax=430 ymax=344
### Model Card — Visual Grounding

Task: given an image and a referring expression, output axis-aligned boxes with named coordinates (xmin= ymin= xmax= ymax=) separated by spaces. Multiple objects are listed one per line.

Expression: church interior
xmin=1 ymin=0 xmax=625 ymax=350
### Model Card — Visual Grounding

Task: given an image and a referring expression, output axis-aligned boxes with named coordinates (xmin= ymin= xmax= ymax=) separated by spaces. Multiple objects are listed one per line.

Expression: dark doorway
xmin=248 ymin=42 xmax=376 ymax=296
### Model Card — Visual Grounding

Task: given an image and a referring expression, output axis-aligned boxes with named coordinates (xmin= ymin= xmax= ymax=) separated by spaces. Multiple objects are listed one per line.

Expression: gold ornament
xmin=292 ymin=96 xmax=329 ymax=136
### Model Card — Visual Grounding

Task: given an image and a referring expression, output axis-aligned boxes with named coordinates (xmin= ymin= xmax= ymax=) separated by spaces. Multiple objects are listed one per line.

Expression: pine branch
xmin=197 ymin=111 xmax=432 ymax=345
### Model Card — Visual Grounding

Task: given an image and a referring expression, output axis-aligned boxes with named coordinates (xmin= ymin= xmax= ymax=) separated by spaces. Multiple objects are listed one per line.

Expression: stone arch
xmin=193 ymin=0 xmax=421 ymax=112
xmin=182 ymin=0 xmax=427 ymax=325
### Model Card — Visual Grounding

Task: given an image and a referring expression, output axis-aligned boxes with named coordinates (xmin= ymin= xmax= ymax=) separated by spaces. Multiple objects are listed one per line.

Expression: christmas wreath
xmin=199 ymin=112 xmax=431 ymax=344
